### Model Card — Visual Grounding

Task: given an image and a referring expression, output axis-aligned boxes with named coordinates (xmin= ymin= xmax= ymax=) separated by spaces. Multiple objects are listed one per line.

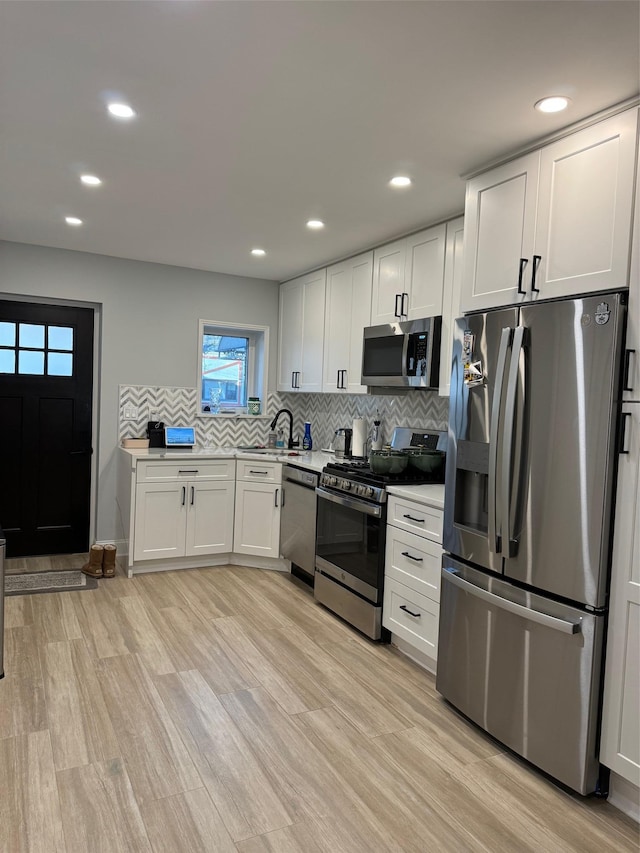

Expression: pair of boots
xmin=81 ymin=544 xmax=117 ymax=578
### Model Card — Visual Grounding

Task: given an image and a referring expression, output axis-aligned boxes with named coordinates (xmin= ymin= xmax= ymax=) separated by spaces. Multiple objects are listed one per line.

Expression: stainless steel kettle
xmin=333 ymin=427 xmax=353 ymax=458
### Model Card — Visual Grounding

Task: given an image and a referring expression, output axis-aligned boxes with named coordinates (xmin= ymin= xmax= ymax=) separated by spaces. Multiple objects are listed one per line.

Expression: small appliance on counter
xmin=164 ymin=426 xmax=196 ymax=449
xmin=351 ymin=417 xmax=367 ymax=459
xmin=314 ymin=426 xmax=446 ymax=640
xmin=147 ymin=420 xmax=165 ymax=448
xmin=333 ymin=427 xmax=352 ymax=458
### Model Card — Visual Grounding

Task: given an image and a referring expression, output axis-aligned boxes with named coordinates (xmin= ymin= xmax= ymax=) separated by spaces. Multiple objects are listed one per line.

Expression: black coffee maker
xmin=147 ymin=421 xmax=165 ymax=448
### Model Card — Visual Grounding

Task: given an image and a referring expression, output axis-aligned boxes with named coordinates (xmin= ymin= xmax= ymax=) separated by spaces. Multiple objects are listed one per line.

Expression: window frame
xmin=197 ymin=319 xmax=269 ymax=417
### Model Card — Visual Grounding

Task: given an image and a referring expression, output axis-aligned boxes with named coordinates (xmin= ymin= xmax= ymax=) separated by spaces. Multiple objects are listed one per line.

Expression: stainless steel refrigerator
xmin=437 ymin=292 xmax=627 ymax=795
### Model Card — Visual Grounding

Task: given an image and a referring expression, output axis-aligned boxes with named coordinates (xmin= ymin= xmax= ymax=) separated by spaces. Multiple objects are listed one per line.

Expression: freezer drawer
xmin=436 ymin=557 xmax=604 ymax=795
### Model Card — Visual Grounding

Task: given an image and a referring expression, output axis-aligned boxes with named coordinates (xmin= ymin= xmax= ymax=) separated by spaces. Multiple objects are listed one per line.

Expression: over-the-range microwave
xmin=361 ymin=316 xmax=442 ymax=388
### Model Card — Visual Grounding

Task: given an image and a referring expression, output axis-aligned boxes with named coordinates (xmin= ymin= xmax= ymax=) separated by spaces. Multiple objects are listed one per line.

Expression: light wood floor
xmin=1 ymin=563 xmax=638 ymax=853
xmin=5 ymin=553 xmax=89 ymax=575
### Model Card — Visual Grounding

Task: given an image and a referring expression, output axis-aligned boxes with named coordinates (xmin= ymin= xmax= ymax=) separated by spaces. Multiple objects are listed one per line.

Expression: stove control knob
xmin=364 ymin=486 xmax=374 ymax=498
xmin=343 ymin=481 xmax=352 ymax=491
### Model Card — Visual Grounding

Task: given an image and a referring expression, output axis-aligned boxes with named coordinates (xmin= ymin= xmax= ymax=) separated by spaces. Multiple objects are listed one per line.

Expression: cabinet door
xmin=600 ymin=404 xmax=640 ymax=786
xmin=461 ymin=152 xmax=539 ymax=312
xmin=624 ymin=128 xmax=639 ymax=403
xmin=405 ymin=224 xmax=446 ymax=320
xmin=299 ymin=269 xmax=326 ymax=392
xmin=233 ymin=481 xmax=281 ymax=557
xmin=323 ymin=252 xmax=372 ymax=394
xmin=371 ymin=238 xmax=405 ymax=325
xmin=534 ymin=109 xmax=638 ymax=300
xmin=439 ymin=216 xmax=465 ymax=396
xmin=133 ymin=482 xmax=186 ymax=562
xmin=277 ymin=279 xmax=303 ymax=391
xmin=185 ymin=480 xmax=235 ymax=557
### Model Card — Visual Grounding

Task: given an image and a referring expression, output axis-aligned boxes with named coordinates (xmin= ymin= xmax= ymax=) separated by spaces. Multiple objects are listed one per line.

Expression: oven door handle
xmin=315 ymin=486 xmax=382 ymax=518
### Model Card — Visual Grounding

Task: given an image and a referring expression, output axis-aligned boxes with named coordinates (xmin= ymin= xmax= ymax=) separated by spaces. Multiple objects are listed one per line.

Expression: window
xmin=198 ymin=320 xmax=268 ymax=414
xmin=0 ymin=322 xmax=74 ymax=376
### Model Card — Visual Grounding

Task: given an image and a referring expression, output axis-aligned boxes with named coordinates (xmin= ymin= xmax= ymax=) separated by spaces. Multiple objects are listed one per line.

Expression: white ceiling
xmin=1 ymin=1 xmax=638 ymax=282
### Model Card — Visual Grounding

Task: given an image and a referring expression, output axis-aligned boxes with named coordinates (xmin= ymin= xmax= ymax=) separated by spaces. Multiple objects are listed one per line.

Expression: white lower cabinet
xmin=233 ymin=481 xmax=281 ymax=558
xmin=600 ymin=403 xmax=640 ymax=789
xmin=233 ymin=462 xmax=282 ymax=558
xmin=134 ymin=478 xmax=235 ymax=562
xmin=383 ymin=493 xmax=444 ymax=666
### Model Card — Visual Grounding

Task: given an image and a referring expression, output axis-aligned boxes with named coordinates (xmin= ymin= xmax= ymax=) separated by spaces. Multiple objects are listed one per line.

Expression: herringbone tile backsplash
xmin=119 ymin=385 xmax=449 ymax=449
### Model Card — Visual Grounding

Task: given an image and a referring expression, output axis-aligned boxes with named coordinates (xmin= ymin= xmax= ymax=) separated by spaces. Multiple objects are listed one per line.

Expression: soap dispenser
xmin=303 ymin=422 xmax=313 ymax=451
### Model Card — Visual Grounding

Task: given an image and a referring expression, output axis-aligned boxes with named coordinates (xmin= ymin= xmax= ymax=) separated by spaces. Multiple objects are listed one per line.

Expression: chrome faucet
xmin=269 ymin=408 xmax=295 ymax=449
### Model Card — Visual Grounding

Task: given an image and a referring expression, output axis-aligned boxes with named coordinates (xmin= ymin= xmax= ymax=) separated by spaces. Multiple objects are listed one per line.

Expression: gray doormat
xmin=5 ymin=570 xmax=98 ymax=596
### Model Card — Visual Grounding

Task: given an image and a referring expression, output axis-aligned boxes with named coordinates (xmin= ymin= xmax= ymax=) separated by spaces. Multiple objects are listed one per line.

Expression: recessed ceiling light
xmin=107 ymin=102 xmax=136 ymax=119
xmin=251 ymin=248 xmax=266 ymax=256
xmin=389 ymin=176 xmax=412 ymax=188
xmin=80 ymin=174 xmax=102 ymax=186
xmin=306 ymin=220 xmax=325 ymax=230
xmin=65 ymin=216 xmax=83 ymax=226
xmin=534 ymin=96 xmax=570 ymax=114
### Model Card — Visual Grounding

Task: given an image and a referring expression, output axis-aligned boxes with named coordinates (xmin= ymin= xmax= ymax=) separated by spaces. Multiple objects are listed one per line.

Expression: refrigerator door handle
xmin=443 ymin=568 xmax=582 ymax=635
xmin=501 ymin=325 xmax=525 ymax=558
xmin=488 ymin=326 xmax=512 ymax=555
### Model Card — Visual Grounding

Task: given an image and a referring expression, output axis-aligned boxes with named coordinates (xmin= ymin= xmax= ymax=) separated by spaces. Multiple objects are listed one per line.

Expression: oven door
xmin=315 ymin=487 xmax=385 ymax=603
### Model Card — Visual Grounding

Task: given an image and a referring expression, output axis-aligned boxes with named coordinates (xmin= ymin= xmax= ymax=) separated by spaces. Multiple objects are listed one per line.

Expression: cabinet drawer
xmin=137 ymin=459 xmax=235 ymax=483
xmin=387 ymin=495 xmax=443 ymax=543
xmin=385 ymin=526 xmax=441 ymax=601
xmin=236 ymin=459 xmax=282 ymax=483
xmin=383 ymin=578 xmax=439 ymax=660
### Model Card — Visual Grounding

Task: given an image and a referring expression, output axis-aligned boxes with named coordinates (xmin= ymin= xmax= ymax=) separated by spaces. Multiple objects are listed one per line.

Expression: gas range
xmin=319 ymin=427 xmax=447 ymax=505
xmin=320 ymin=461 xmax=443 ymax=504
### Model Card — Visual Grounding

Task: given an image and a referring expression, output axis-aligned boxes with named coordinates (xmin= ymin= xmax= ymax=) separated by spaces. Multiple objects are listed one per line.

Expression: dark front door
xmin=0 ymin=300 xmax=94 ymax=558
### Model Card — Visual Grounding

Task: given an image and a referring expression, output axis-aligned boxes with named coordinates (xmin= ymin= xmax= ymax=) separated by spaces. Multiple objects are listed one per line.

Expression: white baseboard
xmin=608 ymin=772 xmax=640 ymax=823
xmin=391 ymin=635 xmax=437 ymax=676
xmin=125 ymin=552 xmax=288 ymax=579
xmin=95 ymin=538 xmax=128 ymax=553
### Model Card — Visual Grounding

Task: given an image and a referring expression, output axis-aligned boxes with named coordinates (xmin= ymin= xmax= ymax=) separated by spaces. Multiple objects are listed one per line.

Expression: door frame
xmin=0 ymin=291 xmax=102 ymax=551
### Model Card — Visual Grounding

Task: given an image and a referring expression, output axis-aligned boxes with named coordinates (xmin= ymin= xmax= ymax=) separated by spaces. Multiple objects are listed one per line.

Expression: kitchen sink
xmin=235 ymin=445 xmax=285 ymax=454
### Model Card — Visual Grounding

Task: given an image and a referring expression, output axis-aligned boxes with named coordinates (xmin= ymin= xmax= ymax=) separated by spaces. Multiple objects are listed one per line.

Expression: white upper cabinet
xmin=277 ymin=268 xmax=326 ymax=392
xmin=323 ymin=251 xmax=373 ymax=394
xmin=462 ymin=108 xmax=638 ymax=312
xmin=623 ymin=142 xmax=640 ymax=403
xmin=404 ymin=225 xmax=446 ymax=319
xmin=439 ymin=216 xmax=465 ymax=396
xmin=371 ymin=238 xmax=405 ymax=324
xmin=462 ymin=153 xmax=539 ymax=312
xmin=371 ymin=224 xmax=446 ymax=325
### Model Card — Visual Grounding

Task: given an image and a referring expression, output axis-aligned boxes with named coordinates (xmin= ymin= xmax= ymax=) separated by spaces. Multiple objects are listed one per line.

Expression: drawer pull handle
xmin=403 ymin=514 xmax=425 ymax=523
xmin=250 ymin=470 xmax=269 ymax=475
xmin=401 ymin=551 xmax=423 ymax=562
xmin=179 ymin=470 xmax=198 ymax=474
xmin=399 ymin=604 xmax=421 ymax=618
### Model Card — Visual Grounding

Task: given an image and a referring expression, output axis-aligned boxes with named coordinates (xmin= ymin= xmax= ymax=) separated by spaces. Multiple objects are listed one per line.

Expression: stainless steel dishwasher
xmin=280 ymin=465 xmax=318 ymax=585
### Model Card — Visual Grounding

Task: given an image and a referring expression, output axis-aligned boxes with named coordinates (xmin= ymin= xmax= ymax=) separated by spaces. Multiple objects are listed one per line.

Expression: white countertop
xmin=385 ymin=482 xmax=445 ymax=510
xmin=120 ymin=446 xmax=336 ymax=472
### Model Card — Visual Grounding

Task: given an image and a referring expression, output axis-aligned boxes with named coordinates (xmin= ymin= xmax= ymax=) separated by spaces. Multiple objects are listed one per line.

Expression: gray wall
xmin=0 ymin=240 xmax=279 ymax=542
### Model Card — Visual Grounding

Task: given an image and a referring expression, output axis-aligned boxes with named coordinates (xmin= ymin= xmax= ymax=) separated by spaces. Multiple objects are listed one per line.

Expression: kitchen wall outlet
xmin=123 ymin=405 xmax=139 ymax=420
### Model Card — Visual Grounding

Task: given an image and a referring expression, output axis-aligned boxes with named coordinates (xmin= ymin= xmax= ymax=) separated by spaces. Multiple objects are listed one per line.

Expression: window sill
xmin=197 ymin=411 xmax=272 ymax=419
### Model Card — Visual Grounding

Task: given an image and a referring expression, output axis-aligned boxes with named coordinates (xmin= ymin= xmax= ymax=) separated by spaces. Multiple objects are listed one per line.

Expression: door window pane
xmin=0 ymin=322 xmax=15 ymax=346
xmin=19 ymin=324 xmax=45 ymax=348
xmin=18 ymin=350 xmax=45 ymax=374
xmin=0 ymin=350 xmax=16 ymax=373
xmin=48 ymin=326 xmax=73 ymax=351
xmin=47 ymin=352 xmax=73 ymax=376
